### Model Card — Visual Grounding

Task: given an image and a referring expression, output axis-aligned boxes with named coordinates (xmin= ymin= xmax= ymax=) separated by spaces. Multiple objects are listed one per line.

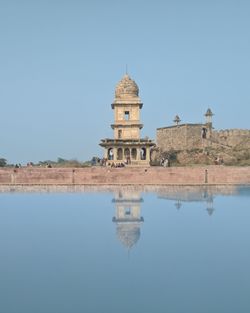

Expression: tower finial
xmin=173 ymin=114 xmax=181 ymax=125
xmin=204 ymin=108 xmax=214 ymax=126
xmin=125 ymin=64 xmax=128 ymax=75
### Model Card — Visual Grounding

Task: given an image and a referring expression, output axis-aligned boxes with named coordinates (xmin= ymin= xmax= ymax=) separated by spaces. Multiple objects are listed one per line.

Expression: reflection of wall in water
xmin=112 ymin=190 xmax=144 ymax=249
xmin=158 ymin=186 xmax=216 ymax=215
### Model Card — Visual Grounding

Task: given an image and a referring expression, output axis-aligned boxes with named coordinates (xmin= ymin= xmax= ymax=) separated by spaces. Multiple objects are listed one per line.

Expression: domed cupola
xmin=115 ymin=74 xmax=139 ymax=99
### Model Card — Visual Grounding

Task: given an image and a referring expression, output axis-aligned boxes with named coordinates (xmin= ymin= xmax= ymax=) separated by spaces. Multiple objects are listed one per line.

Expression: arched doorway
xmin=108 ymin=148 xmax=114 ymax=160
xmin=124 ymin=148 xmax=131 ymax=164
xmin=131 ymin=148 xmax=137 ymax=160
xmin=140 ymin=147 xmax=146 ymax=160
xmin=117 ymin=148 xmax=123 ymax=160
xmin=202 ymin=127 xmax=207 ymax=139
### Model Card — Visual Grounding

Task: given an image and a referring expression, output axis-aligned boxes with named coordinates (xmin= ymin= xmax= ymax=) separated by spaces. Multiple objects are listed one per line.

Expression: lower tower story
xmin=99 ymin=139 xmax=155 ymax=166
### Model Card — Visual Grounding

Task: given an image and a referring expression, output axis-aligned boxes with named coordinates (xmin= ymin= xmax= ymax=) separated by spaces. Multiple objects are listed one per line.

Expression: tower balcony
xmin=99 ymin=138 xmax=155 ymax=147
xmin=111 ymin=100 xmax=143 ymax=109
xmin=111 ymin=123 xmax=143 ymax=129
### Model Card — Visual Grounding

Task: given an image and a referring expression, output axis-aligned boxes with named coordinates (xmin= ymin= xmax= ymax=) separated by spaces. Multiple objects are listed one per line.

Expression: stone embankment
xmin=0 ymin=166 xmax=249 ymax=185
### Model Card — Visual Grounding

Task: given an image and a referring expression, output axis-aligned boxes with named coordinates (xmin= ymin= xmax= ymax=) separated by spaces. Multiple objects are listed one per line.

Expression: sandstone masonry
xmin=155 ymin=109 xmax=250 ymax=165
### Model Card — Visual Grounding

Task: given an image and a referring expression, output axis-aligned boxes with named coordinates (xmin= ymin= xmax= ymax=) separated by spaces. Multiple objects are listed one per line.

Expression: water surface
xmin=0 ymin=185 xmax=249 ymax=313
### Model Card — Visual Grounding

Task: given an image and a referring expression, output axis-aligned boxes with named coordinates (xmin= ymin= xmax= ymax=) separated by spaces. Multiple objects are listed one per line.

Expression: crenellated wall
xmin=157 ymin=124 xmax=250 ymax=152
xmin=211 ymin=129 xmax=250 ymax=147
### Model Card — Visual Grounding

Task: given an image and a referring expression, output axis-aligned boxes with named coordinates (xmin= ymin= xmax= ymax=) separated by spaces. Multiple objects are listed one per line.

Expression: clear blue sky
xmin=0 ymin=0 xmax=249 ymax=164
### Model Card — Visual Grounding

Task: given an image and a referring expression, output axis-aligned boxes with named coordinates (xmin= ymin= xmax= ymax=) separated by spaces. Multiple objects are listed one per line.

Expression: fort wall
xmin=157 ymin=124 xmax=204 ymax=151
xmin=157 ymin=124 xmax=250 ymax=152
xmin=212 ymin=129 xmax=250 ymax=147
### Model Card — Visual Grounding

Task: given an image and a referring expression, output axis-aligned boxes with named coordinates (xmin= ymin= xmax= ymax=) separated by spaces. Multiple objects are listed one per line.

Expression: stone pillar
xmin=136 ymin=147 xmax=140 ymax=161
xmin=104 ymin=148 xmax=108 ymax=159
xmin=113 ymin=147 xmax=117 ymax=161
xmin=146 ymin=147 xmax=150 ymax=162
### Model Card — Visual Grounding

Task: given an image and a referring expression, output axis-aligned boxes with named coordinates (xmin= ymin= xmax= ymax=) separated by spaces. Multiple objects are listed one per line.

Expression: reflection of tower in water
xmin=112 ymin=190 xmax=144 ymax=250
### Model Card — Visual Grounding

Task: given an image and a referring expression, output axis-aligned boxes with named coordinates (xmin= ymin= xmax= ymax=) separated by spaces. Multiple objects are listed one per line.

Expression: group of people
xmin=92 ymin=157 xmax=130 ymax=168
xmin=104 ymin=157 xmax=133 ymax=168
xmin=110 ymin=162 xmax=126 ymax=168
xmin=26 ymin=162 xmax=34 ymax=167
xmin=214 ymin=156 xmax=224 ymax=165
xmin=91 ymin=157 xmax=107 ymax=166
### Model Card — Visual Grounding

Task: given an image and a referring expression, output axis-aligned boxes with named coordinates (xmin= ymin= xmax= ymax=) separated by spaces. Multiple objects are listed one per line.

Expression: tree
xmin=0 ymin=158 xmax=7 ymax=167
xmin=57 ymin=157 xmax=66 ymax=164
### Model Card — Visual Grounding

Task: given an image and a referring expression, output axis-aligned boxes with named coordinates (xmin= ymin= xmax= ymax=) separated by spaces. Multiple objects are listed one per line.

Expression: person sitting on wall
xmin=164 ymin=158 xmax=170 ymax=167
xmin=101 ymin=158 xmax=106 ymax=166
xmin=214 ymin=157 xmax=219 ymax=165
xmin=160 ymin=158 xmax=165 ymax=166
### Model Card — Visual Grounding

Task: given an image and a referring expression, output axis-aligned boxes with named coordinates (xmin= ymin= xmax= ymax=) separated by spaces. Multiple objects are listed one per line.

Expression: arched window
xmin=124 ymin=148 xmax=130 ymax=158
xmin=124 ymin=148 xmax=131 ymax=164
xmin=108 ymin=148 xmax=114 ymax=160
xmin=131 ymin=148 xmax=137 ymax=160
xmin=117 ymin=148 xmax=123 ymax=160
xmin=118 ymin=130 xmax=122 ymax=139
xmin=140 ymin=147 xmax=146 ymax=160
xmin=202 ymin=127 xmax=207 ymax=139
xmin=124 ymin=111 xmax=130 ymax=120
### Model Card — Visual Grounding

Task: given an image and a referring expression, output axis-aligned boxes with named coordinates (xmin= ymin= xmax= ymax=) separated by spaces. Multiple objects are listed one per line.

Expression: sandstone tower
xmin=100 ymin=74 xmax=155 ymax=165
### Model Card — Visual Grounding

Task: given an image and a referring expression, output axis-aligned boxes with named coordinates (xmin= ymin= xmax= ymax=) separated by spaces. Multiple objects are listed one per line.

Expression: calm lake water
xmin=0 ymin=185 xmax=249 ymax=313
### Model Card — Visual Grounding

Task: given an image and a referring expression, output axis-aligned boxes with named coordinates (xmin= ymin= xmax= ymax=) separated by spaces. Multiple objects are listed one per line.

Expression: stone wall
xmin=157 ymin=124 xmax=204 ymax=151
xmin=0 ymin=167 xmax=249 ymax=185
xmin=212 ymin=129 xmax=250 ymax=147
xmin=157 ymin=124 xmax=250 ymax=153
